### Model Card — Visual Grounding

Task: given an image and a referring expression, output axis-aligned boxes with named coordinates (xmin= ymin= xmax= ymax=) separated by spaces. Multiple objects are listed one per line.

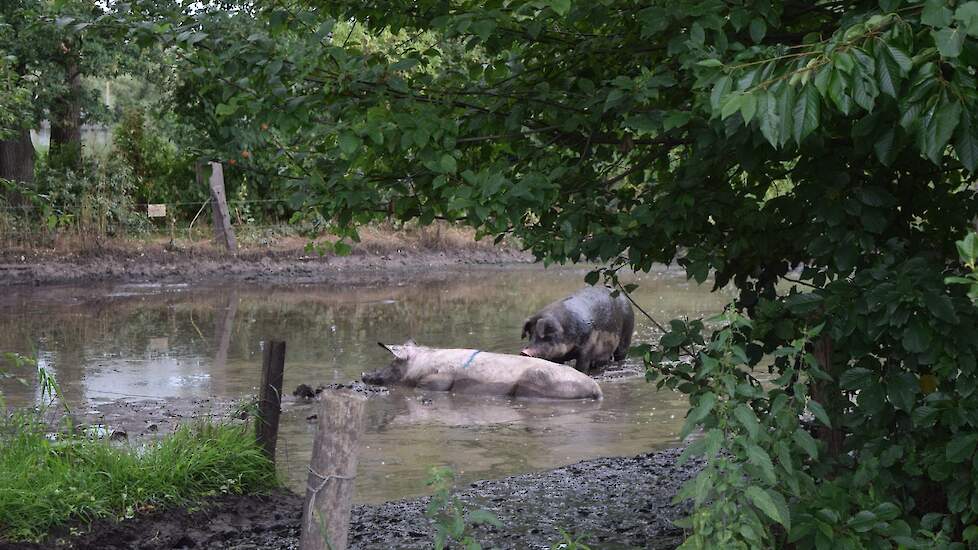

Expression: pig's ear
xmin=540 ymin=317 xmax=561 ymax=336
xmin=521 ymin=319 xmax=532 ymax=339
xmin=379 ymin=342 xmax=411 ymax=360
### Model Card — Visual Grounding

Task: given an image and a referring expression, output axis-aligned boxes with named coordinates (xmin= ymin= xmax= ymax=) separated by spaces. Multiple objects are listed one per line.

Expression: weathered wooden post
xmin=300 ymin=391 xmax=367 ymax=550
xmin=202 ymin=161 xmax=237 ymax=251
xmin=255 ymin=340 xmax=286 ymax=462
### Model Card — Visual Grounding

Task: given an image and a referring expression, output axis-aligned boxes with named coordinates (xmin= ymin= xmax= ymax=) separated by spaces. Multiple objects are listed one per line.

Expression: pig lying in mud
xmin=362 ymin=340 xmax=603 ymax=400
xmin=521 ymin=286 xmax=635 ymax=372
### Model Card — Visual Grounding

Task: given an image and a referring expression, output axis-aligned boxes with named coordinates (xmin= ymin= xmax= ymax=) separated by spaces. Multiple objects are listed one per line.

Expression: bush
xmin=30 ymin=152 xmax=151 ymax=239
xmin=113 ymin=107 xmax=203 ymax=219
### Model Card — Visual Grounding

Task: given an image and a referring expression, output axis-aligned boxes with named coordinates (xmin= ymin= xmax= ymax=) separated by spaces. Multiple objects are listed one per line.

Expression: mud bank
xmin=1 ymin=447 xmax=699 ymax=550
xmin=0 ymin=245 xmax=533 ymax=287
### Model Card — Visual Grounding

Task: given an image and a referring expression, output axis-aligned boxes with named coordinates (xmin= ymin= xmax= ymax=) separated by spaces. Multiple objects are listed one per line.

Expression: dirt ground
xmin=0 ymin=225 xmax=533 ymax=287
xmin=0 ymin=447 xmax=699 ymax=550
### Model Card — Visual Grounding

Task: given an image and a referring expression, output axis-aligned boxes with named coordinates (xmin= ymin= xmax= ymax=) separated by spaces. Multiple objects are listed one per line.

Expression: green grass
xmin=0 ymin=416 xmax=279 ymax=542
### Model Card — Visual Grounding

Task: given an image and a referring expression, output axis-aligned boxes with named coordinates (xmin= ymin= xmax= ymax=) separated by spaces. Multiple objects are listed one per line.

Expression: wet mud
xmin=0 ymin=447 xmax=700 ymax=550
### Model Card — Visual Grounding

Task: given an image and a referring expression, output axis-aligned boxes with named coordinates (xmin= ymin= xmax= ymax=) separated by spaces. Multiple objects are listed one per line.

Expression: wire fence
xmin=0 ymin=194 xmax=315 ymax=248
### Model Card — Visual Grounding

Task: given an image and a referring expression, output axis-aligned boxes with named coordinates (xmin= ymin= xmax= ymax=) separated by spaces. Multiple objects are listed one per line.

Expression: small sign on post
xmin=147 ymin=204 xmax=167 ymax=218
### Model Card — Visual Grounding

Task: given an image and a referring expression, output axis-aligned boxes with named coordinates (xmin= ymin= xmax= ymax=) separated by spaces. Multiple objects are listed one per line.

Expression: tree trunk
xmin=810 ymin=335 xmax=845 ymax=460
xmin=0 ymin=128 xmax=35 ymax=204
xmin=49 ymin=43 xmax=82 ymax=169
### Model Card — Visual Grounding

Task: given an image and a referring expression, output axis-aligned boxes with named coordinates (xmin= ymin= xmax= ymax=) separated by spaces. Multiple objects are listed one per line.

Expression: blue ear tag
xmin=461 ymin=350 xmax=482 ymax=369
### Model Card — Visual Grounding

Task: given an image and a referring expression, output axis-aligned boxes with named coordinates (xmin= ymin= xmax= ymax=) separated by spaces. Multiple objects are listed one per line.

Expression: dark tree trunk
xmin=810 ymin=335 xmax=846 ymax=460
xmin=50 ymin=44 xmax=82 ymax=169
xmin=0 ymin=128 xmax=35 ymax=204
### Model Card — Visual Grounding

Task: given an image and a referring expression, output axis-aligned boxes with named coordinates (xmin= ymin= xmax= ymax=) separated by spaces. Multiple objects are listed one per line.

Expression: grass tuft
xmin=0 ymin=415 xmax=278 ymax=541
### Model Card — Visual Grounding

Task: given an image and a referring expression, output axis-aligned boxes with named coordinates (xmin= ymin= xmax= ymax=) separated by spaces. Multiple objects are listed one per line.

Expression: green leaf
xmin=827 ymin=69 xmax=852 ymax=115
xmin=955 ymin=111 xmax=978 ymax=172
xmin=721 ymin=93 xmax=745 ymax=120
xmin=792 ymin=84 xmax=820 ymax=144
xmin=785 ymin=292 xmax=823 ymax=314
xmin=747 ymin=444 xmax=778 ymax=484
xmin=711 ymin=76 xmax=732 ymax=111
xmin=875 ymin=42 xmax=901 ymax=98
xmin=703 ymin=427 xmax=723 ymax=457
xmin=468 ymin=509 xmax=502 ymax=527
xmin=847 ymin=510 xmax=878 ymax=532
xmin=338 ymin=131 xmax=362 ymax=156
xmin=932 ymin=27 xmax=965 ymax=57
xmin=776 ymin=82 xmax=796 ymax=148
xmin=807 ymin=400 xmax=832 ymax=428
xmin=584 ymin=270 xmax=600 ymax=285
xmin=921 ymin=99 xmax=962 ymax=163
xmin=887 ymin=45 xmax=913 ymax=74
xmin=958 ymin=233 xmax=978 ymax=263
xmin=547 ymin=0 xmax=572 ymax=16
xmin=923 ymin=292 xmax=958 ymax=323
xmin=697 ymin=58 xmax=723 ymax=67
xmin=758 ymin=92 xmax=780 ymax=147
xmin=794 ymin=428 xmax=818 ymax=459
xmin=840 ymin=367 xmax=877 ymax=390
xmin=912 ymin=405 xmax=940 ymax=428
xmin=955 ymin=2 xmax=978 ymax=35
xmin=734 ymin=404 xmax=761 ymax=439
xmin=874 ymin=127 xmax=897 ymax=165
xmin=746 ymin=486 xmax=790 ymax=529
xmin=740 ymin=92 xmax=758 ymax=124
xmin=681 ymin=392 xmax=716 ymax=438
xmin=333 ymin=241 xmax=352 ymax=256
xmin=439 ymin=154 xmax=458 ymax=174
xmin=886 ymin=371 xmax=918 ymax=412
xmin=749 ymin=18 xmax=767 ymax=43
xmin=922 ymin=0 xmax=953 ymax=27
xmin=947 ymin=433 xmax=978 ymax=462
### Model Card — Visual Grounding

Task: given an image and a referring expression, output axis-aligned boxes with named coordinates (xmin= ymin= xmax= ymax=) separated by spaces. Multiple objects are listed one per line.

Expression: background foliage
xmin=3 ymin=0 xmax=978 ymax=546
xmin=113 ymin=0 xmax=978 ymax=546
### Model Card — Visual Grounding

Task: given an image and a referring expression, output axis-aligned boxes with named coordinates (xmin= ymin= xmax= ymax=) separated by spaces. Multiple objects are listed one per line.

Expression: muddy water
xmin=0 ymin=265 xmax=730 ymax=503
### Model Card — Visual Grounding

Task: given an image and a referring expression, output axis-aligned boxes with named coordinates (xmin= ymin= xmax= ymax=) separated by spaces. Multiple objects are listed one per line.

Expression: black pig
xmin=520 ymin=286 xmax=635 ymax=372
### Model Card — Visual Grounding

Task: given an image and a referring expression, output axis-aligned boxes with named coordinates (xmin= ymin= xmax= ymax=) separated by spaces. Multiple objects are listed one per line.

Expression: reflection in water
xmin=0 ymin=266 xmax=731 ymax=503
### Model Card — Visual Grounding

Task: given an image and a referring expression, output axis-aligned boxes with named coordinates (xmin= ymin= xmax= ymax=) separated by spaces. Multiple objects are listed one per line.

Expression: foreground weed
xmin=551 ymin=530 xmax=593 ymax=550
xmin=426 ymin=466 xmax=501 ymax=550
xmin=0 ymin=418 xmax=278 ymax=541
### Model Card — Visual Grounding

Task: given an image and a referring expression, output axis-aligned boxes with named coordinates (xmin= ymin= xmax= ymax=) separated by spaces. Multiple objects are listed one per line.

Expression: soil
xmin=0 ymin=447 xmax=700 ymax=550
xmin=0 ymin=237 xmax=533 ymax=288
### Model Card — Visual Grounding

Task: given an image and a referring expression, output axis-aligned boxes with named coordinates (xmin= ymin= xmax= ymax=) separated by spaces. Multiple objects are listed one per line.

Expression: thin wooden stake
xmin=300 ymin=391 xmax=367 ymax=550
xmin=256 ymin=340 xmax=286 ymax=462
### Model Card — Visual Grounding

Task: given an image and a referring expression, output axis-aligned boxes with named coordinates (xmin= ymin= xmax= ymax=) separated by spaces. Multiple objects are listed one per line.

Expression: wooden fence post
xmin=300 ymin=391 xmax=367 ymax=550
xmin=256 ymin=340 xmax=286 ymax=462
xmin=207 ymin=161 xmax=237 ymax=251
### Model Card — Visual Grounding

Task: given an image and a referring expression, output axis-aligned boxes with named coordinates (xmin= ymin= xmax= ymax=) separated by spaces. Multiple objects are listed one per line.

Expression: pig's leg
xmin=417 ymin=374 xmax=453 ymax=392
xmin=575 ymin=352 xmax=594 ymax=373
xmin=614 ymin=314 xmax=634 ymax=361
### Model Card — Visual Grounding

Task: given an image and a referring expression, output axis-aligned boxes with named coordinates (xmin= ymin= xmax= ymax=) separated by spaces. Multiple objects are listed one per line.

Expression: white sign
xmin=147 ymin=204 xmax=167 ymax=218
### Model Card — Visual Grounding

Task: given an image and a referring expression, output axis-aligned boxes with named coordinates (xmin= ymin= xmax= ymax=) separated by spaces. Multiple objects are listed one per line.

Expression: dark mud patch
xmin=292 ymin=382 xmax=390 ymax=401
xmin=0 ymin=447 xmax=700 ymax=549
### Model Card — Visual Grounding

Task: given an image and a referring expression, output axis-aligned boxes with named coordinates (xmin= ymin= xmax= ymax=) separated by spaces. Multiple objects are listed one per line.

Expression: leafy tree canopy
xmin=112 ymin=0 xmax=978 ymax=546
